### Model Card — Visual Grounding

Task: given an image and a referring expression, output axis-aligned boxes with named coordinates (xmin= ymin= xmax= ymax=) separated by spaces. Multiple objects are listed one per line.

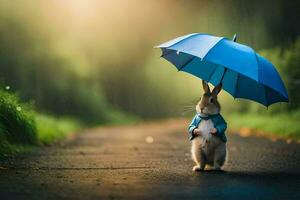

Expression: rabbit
xmin=188 ymin=80 xmax=227 ymax=171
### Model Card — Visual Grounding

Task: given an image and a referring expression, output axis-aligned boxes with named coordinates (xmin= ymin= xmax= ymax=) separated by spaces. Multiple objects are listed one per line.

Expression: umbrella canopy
xmin=155 ymin=33 xmax=289 ymax=107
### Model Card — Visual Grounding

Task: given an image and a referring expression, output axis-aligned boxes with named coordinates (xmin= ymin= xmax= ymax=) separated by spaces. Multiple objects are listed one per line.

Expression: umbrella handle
xmin=232 ymin=33 xmax=237 ymax=42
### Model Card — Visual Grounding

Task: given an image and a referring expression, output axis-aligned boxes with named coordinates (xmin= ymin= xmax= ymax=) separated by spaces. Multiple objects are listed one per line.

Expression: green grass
xmin=105 ymin=108 xmax=139 ymax=125
xmin=0 ymin=143 xmax=34 ymax=158
xmin=36 ymin=114 xmax=81 ymax=145
xmin=0 ymin=90 xmax=36 ymax=157
xmin=0 ymin=89 xmax=138 ymax=158
xmin=0 ymin=90 xmax=81 ymax=158
xmin=0 ymin=90 xmax=36 ymax=145
xmin=226 ymin=111 xmax=300 ymax=140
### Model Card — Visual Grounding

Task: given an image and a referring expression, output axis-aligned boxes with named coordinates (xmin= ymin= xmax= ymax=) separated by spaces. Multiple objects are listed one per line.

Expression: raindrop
xmin=5 ymin=86 xmax=10 ymax=90
xmin=145 ymin=136 xmax=154 ymax=144
xmin=16 ymin=106 xmax=22 ymax=111
xmin=176 ymin=50 xmax=180 ymax=55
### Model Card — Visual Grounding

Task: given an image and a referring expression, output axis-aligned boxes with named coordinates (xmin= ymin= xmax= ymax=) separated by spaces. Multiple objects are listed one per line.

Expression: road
xmin=0 ymin=119 xmax=300 ymax=200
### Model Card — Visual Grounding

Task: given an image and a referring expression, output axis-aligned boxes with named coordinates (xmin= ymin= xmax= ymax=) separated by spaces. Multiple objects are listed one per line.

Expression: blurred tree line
xmin=0 ymin=0 xmax=299 ymax=123
xmin=0 ymin=15 xmax=110 ymax=123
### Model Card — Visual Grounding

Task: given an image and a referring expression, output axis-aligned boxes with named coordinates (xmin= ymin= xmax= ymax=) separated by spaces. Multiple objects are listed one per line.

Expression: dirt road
xmin=1 ymin=119 xmax=300 ymax=199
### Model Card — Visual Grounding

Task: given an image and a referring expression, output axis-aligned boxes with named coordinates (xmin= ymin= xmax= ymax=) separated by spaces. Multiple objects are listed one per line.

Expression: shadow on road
xmin=194 ymin=170 xmax=300 ymax=180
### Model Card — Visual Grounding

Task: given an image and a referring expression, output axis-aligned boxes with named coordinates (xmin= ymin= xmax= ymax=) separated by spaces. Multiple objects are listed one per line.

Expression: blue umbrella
xmin=155 ymin=33 xmax=289 ymax=107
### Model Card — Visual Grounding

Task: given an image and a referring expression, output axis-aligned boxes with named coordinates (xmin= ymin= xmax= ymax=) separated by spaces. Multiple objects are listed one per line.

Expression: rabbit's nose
xmin=200 ymin=107 xmax=204 ymax=112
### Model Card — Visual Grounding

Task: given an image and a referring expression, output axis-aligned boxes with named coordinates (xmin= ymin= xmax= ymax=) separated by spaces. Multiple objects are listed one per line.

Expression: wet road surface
xmin=0 ymin=119 xmax=300 ymax=200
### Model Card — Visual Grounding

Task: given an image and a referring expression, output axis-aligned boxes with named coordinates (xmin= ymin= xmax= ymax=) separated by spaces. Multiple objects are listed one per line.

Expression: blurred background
xmin=0 ymin=0 xmax=300 ymax=153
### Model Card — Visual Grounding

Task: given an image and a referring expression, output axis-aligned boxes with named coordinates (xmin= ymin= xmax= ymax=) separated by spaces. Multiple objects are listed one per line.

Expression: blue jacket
xmin=188 ymin=113 xmax=227 ymax=142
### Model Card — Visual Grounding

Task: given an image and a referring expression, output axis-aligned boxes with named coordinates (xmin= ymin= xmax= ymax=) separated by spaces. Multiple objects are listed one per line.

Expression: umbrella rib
xmin=160 ymin=49 xmax=175 ymax=57
xmin=207 ymin=64 xmax=219 ymax=84
xmin=264 ymin=86 xmax=268 ymax=107
xmin=255 ymin=52 xmax=268 ymax=107
xmin=233 ymin=73 xmax=239 ymax=98
xmin=178 ymin=57 xmax=196 ymax=71
xmin=202 ymin=38 xmax=225 ymax=60
xmin=254 ymin=52 xmax=261 ymax=82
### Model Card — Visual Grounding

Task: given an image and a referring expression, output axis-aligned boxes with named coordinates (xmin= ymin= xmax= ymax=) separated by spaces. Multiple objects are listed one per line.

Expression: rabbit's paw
xmin=193 ymin=165 xmax=204 ymax=172
xmin=212 ymin=165 xmax=225 ymax=172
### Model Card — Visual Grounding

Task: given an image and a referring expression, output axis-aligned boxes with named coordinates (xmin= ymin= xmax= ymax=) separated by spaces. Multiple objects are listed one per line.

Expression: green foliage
xmin=281 ymin=39 xmax=300 ymax=109
xmin=0 ymin=90 xmax=36 ymax=144
xmin=0 ymin=8 xmax=112 ymax=123
xmin=0 ymin=90 xmax=81 ymax=157
xmin=226 ymin=111 xmax=300 ymax=139
xmin=105 ymin=108 xmax=138 ymax=125
xmin=36 ymin=114 xmax=80 ymax=145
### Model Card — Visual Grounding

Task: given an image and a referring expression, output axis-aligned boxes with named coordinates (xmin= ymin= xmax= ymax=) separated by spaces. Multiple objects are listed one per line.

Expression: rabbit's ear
xmin=202 ymin=80 xmax=210 ymax=93
xmin=212 ymin=83 xmax=222 ymax=96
